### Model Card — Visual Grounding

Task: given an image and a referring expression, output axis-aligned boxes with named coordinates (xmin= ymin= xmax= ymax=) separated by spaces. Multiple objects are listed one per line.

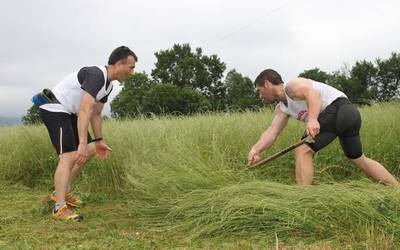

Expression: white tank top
xmin=279 ymin=80 xmax=347 ymax=122
xmin=40 ymin=66 xmax=110 ymax=114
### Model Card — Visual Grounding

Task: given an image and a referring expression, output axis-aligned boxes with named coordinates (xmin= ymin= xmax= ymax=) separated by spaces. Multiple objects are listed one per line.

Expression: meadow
xmin=0 ymin=102 xmax=399 ymax=249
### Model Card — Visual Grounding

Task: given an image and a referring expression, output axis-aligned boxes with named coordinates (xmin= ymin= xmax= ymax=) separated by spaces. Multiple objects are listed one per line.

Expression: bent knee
xmin=58 ymin=151 xmax=77 ymax=169
xmin=296 ymin=144 xmax=315 ymax=156
xmin=345 ymin=152 xmax=363 ymax=160
xmin=348 ymin=154 xmax=366 ymax=164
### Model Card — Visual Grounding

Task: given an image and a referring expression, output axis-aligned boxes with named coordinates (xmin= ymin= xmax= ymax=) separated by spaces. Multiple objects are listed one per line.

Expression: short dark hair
xmin=108 ymin=46 xmax=138 ymax=65
xmin=254 ymin=69 xmax=283 ymax=86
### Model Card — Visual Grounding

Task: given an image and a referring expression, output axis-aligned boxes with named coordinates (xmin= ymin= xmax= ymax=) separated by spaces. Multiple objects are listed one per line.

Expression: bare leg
xmin=295 ymin=144 xmax=315 ymax=186
xmin=68 ymin=143 xmax=96 ymax=190
xmin=54 ymin=151 xmax=77 ymax=203
xmin=349 ymin=155 xmax=399 ymax=187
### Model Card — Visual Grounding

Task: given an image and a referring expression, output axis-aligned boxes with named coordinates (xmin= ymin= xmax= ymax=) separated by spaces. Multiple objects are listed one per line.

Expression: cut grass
xmin=0 ymin=184 xmax=397 ymax=249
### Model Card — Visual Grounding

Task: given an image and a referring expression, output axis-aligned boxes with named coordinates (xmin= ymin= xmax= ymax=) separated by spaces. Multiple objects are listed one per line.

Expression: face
xmin=116 ymin=55 xmax=136 ymax=81
xmin=256 ymin=81 xmax=276 ymax=103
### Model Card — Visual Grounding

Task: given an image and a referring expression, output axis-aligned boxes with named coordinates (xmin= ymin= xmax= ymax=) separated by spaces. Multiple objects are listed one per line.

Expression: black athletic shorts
xmin=39 ymin=108 xmax=93 ymax=155
xmin=302 ymin=98 xmax=363 ymax=159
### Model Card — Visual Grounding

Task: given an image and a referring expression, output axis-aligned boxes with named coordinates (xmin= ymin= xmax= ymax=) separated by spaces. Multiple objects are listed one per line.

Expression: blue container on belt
xmin=31 ymin=91 xmax=51 ymax=107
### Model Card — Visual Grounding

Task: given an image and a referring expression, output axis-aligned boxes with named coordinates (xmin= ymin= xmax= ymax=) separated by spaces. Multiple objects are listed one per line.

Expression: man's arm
xmin=251 ymin=106 xmax=289 ymax=152
xmin=76 ymin=93 xmax=96 ymax=164
xmin=248 ymin=106 xmax=289 ymax=164
xmin=90 ymin=101 xmax=112 ymax=160
xmin=91 ymin=102 xmax=104 ymax=140
xmin=78 ymin=93 xmax=96 ymax=144
xmin=286 ymin=78 xmax=321 ymax=137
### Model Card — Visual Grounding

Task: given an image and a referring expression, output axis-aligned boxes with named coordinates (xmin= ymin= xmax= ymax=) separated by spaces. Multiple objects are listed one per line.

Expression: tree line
xmin=299 ymin=53 xmax=400 ymax=103
xmin=23 ymin=44 xmax=400 ymax=124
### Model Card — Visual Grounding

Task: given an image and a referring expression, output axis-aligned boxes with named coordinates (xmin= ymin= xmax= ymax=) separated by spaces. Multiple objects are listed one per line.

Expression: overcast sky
xmin=0 ymin=0 xmax=399 ymax=118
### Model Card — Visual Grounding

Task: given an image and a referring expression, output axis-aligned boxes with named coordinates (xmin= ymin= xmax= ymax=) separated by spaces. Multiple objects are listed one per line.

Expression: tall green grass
xmin=0 ymin=102 xmax=399 ymax=246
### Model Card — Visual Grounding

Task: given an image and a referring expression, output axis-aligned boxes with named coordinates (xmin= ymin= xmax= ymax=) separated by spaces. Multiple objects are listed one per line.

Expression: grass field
xmin=1 ymin=102 xmax=399 ymax=249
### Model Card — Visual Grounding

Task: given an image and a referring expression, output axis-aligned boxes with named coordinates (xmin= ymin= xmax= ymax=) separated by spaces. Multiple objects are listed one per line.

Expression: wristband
xmin=93 ymin=137 xmax=103 ymax=142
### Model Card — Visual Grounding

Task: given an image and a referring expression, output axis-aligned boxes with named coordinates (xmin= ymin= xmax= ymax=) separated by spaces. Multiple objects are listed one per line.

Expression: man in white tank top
xmin=248 ymin=69 xmax=398 ymax=187
xmin=35 ymin=46 xmax=137 ymax=221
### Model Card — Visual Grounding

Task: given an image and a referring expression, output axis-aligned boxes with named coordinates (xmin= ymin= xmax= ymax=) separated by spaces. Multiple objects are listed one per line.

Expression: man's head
xmin=108 ymin=46 xmax=138 ymax=81
xmin=254 ymin=69 xmax=284 ymax=103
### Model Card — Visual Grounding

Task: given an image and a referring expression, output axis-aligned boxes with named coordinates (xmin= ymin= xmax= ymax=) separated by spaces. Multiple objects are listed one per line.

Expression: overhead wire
xmin=206 ymin=0 xmax=293 ymax=47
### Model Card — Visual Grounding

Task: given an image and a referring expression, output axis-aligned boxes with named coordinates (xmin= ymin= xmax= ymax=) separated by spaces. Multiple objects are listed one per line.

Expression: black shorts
xmin=39 ymin=109 xmax=93 ymax=155
xmin=302 ymin=98 xmax=363 ymax=159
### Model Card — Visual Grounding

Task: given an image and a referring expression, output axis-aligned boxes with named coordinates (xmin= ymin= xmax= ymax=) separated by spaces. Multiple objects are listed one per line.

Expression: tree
xmin=326 ymin=62 xmax=374 ymax=104
xmin=151 ymin=43 xmax=227 ymax=110
xmin=22 ymin=105 xmax=42 ymax=125
xmin=298 ymin=68 xmax=330 ymax=83
xmin=111 ymin=72 xmax=154 ymax=118
xmin=376 ymin=52 xmax=400 ymax=101
xmin=349 ymin=60 xmax=378 ymax=101
xmin=142 ymin=84 xmax=211 ymax=115
xmin=225 ymin=69 xmax=262 ymax=110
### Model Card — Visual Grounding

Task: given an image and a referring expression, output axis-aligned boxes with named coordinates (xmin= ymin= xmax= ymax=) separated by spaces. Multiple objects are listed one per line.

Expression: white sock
xmin=55 ymin=200 xmax=66 ymax=211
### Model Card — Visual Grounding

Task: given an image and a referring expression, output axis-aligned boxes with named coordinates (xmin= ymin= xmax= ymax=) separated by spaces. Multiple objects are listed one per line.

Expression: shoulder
xmin=78 ymin=66 xmax=106 ymax=88
xmin=286 ymin=77 xmax=312 ymax=90
xmin=79 ymin=66 xmax=104 ymax=77
xmin=285 ymin=78 xmax=314 ymax=99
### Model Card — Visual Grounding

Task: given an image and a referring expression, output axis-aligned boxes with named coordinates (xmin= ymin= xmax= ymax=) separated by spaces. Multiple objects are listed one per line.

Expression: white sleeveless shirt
xmin=279 ymin=80 xmax=347 ymax=122
xmin=40 ymin=66 xmax=110 ymax=114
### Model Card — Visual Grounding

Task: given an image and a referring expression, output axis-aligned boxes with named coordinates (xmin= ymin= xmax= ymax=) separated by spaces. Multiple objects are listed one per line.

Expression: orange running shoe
xmin=52 ymin=205 xmax=83 ymax=222
xmin=50 ymin=191 xmax=84 ymax=208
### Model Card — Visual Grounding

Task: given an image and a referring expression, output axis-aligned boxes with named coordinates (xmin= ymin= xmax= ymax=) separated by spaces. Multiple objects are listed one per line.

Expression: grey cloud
xmin=0 ymin=0 xmax=399 ymax=118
